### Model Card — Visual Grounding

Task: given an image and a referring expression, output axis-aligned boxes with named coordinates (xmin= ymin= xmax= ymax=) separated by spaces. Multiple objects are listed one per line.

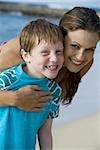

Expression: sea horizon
xmin=0 ymin=0 xmax=100 ymax=10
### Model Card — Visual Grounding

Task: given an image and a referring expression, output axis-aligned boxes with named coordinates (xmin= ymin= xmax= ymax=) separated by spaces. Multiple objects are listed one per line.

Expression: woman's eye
xmin=85 ymin=48 xmax=95 ymax=52
xmin=71 ymin=44 xmax=80 ymax=50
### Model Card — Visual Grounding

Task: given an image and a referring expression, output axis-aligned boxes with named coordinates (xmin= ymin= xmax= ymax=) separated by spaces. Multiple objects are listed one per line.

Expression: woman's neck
xmin=55 ymin=66 xmax=71 ymax=83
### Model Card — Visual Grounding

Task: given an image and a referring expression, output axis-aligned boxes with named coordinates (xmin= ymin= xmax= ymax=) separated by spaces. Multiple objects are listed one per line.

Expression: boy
xmin=0 ymin=19 xmax=64 ymax=149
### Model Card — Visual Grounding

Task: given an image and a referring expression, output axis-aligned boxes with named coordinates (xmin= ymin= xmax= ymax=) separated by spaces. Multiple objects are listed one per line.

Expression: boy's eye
xmin=56 ymin=50 xmax=63 ymax=54
xmin=41 ymin=51 xmax=49 ymax=56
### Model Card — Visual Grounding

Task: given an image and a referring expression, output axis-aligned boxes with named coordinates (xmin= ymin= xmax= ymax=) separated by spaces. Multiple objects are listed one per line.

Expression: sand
xmin=53 ymin=112 xmax=100 ymax=150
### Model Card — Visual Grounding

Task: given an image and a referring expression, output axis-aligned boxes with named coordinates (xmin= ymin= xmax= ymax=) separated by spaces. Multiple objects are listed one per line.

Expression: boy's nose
xmin=49 ymin=53 xmax=57 ymax=62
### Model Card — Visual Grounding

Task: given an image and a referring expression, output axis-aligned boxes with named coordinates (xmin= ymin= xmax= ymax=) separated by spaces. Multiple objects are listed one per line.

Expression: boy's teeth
xmin=48 ymin=65 xmax=57 ymax=70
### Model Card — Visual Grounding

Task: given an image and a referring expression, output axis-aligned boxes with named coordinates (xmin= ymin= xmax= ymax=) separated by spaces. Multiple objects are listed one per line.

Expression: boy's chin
xmin=45 ymin=74 xmax=57 ymax=79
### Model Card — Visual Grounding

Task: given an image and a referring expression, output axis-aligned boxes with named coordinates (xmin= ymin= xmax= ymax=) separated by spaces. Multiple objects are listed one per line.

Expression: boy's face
xmin=23 ymin=40 xmax=64 ymax=79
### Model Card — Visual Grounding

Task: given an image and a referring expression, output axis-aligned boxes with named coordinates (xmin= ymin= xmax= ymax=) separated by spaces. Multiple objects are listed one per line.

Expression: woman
xmin=0 ymin=7 xmax=100 ymax=111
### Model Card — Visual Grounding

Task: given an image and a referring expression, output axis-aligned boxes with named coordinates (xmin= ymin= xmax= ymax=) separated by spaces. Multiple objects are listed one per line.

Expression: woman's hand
xmin=14 ymin=85 xmax=52 ymax=112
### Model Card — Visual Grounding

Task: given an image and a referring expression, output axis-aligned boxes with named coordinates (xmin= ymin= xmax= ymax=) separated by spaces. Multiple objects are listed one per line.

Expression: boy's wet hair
xmin=20 ymin=19 xmax=63 ymax=52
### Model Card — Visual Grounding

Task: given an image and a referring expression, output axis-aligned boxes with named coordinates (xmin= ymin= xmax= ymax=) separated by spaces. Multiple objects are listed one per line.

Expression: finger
xmin=24 ymin=107 xmax=44 ymax=112
xmin=17 ymin=107 xmax=31 ymax=112
xmin=31 ymin=108 xmax=44 ymax=112
xmin=39 ymin=95 xmax=52 ymax=101
xmin=38 ymin=91 xmax=51 ymax=96
xmin=30 ymin=85 xmax=42 ymax=91
xmin=17 ymin=107 xmax=43 ymax=112
xmin=28 ymin=85 xmax=51 ymax=95
xmin=35 ymin=102 xmax=49 ymax=107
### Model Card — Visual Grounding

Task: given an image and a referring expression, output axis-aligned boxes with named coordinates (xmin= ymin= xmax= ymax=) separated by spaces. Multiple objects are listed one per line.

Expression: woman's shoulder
xmin=0 ymin=42 xmax=7 ymax=53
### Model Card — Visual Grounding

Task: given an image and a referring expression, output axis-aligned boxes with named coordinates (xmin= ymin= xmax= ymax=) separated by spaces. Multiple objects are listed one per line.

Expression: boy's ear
xmin=20 ymin=48 xmax=29 ymax=62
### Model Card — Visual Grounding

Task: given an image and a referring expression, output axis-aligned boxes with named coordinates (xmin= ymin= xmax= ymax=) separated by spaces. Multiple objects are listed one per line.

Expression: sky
xmin=0 ymin=0 xmax=100 ymax=9
xmin=0 ymin=0 xmax=99 ymax=3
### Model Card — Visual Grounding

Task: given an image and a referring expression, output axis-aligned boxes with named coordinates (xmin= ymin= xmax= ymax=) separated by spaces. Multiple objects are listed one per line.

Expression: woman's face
xmin=64 ymin=29 xmax=99 ymax=73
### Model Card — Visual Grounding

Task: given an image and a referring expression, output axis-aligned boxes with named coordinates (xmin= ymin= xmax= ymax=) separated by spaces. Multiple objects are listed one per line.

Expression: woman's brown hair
xmin=58 ymin=7 xmax=100 ymax=105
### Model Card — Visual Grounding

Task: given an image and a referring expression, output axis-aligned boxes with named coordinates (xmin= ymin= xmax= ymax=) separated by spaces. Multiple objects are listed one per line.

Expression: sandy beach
xmin=53 ymin=112 xmax=100 ymax=150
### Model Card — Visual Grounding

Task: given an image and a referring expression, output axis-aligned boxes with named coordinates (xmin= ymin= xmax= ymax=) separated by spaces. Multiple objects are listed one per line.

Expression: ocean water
xmin=0 ymin=12 xmax=100 ymax=126
xmin=1 ymin=0 xmax=100 ymax=10
xmin=0 ymin=12 xmax=59 ymax=42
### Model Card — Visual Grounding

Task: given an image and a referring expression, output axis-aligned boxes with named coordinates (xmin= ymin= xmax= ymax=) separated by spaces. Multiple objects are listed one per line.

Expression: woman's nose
xmin=75 ymin=50 xmax=84 ymax=61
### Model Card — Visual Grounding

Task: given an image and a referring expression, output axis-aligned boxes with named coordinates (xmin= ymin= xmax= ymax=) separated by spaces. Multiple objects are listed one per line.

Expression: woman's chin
xmin=66 ymin=65 xmax=81 ymax=73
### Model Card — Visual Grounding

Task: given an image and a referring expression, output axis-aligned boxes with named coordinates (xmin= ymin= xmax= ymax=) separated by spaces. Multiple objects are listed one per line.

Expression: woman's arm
xmin=0 ymin=37 xmax=22 ymax=71
xmin=38 ymin=119 xmax=53 ymax=150
xmin=0 ymin=85 xmax=52 ymax=111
